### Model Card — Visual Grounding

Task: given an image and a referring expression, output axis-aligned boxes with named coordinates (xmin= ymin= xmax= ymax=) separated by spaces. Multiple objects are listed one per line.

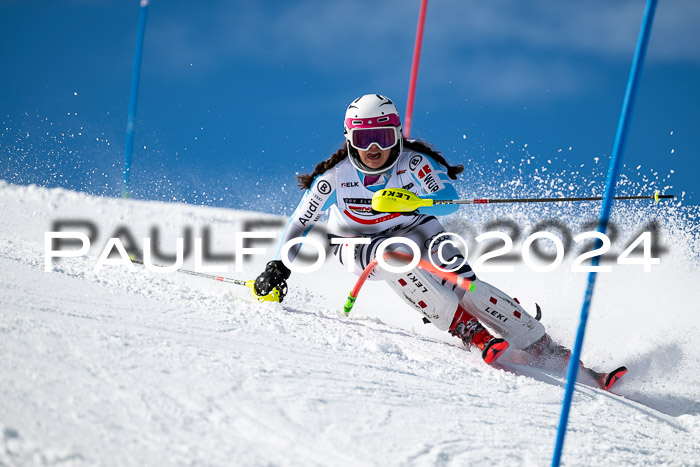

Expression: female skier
xmin=251 ymin=94 xmax=626 ymax=386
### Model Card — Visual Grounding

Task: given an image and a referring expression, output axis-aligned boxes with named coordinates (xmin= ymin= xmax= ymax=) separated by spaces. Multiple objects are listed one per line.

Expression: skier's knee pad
xmin=380 ymin=266 xmax=458 ymax=331
xmin=460 ymin=279 xmax=545 ymax=349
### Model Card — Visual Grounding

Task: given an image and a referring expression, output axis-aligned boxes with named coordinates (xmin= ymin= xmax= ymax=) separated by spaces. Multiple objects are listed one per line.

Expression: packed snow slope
xmin=1 ymin=180 xmax=699 ymax=466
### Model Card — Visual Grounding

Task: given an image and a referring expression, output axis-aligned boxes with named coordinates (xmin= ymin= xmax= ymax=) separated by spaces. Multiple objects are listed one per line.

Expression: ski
xmin=128 ymin=256 xmax=282 ymax=302
xmin=598 ymin=366 xmax=628 ymax=391
xmin=482 ymin=338 xmax=509 ymax=365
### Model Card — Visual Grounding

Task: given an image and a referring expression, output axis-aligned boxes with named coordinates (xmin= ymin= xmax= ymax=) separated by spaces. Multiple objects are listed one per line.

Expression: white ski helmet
xmin=344 ymin=94 xmax=404 ymax=175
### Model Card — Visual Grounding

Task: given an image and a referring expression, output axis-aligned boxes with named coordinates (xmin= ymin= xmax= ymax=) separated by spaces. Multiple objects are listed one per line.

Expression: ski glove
xmin=254 ymin=260 xmax=291 ymax=302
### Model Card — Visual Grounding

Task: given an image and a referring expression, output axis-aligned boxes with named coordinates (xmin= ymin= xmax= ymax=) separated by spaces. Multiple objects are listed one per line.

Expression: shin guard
xmin=460 ymin=279 xmax=545 ymax=349
xmin=380 ymin=266 xmax=458 ymax=331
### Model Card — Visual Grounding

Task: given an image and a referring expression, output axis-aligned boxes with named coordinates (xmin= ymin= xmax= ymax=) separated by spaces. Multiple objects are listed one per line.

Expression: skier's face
xmin=357 ymin=143 xmax=391 ymax=170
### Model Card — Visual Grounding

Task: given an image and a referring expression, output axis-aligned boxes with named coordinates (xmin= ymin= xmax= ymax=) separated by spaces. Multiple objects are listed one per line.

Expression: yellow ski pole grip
xmin=371 ymin=188 xmax=433 ymax=212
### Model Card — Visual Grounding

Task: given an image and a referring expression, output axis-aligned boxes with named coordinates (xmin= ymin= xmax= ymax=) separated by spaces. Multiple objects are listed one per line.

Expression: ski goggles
xmin=345 ymin=114 xmax=402 ymax=151
xmin=346 ymin=127 xmax=401 ymax=151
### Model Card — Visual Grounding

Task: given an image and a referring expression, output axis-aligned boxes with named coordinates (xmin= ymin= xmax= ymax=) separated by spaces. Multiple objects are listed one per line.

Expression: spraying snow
xmin=0 ymin=180 xmax=698 ymax=465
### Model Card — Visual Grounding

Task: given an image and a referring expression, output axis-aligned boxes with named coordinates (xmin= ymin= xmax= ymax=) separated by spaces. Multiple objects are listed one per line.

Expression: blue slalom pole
xmin=122 ymin=0 xmax=150 ymax=198
xmin=552 ymin=1 xmax=658 ymax=465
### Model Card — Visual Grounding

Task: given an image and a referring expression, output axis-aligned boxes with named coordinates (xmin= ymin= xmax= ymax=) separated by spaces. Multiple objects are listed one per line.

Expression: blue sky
xmin=1 ymin=0 xmax=698 ymax=212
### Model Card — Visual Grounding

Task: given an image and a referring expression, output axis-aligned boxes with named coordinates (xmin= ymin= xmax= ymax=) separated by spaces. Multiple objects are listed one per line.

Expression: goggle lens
xmin=351 ymin=128 xmax=397 ymax=151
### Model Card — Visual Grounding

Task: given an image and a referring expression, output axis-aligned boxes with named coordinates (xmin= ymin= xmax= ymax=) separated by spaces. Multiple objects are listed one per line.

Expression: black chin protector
xmin=347 ymin=142 xmax=401 ymax=176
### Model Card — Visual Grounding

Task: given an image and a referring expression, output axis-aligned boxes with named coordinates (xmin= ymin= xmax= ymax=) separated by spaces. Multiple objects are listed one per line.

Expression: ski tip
xmin=482 ymin=338 xmax=509 ymax=365
xmin=600 ymin=366 xmax=628 ymax=391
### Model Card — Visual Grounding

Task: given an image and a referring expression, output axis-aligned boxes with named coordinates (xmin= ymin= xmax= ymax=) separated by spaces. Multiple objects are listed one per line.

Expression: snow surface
xmin=1 ymin=180 xmax=699 ymax=466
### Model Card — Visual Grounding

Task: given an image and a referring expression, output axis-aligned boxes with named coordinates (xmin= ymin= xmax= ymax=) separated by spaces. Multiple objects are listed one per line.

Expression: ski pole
xmin=371 ymin=188 xmax=674 ymax=213
xmin=343 ymin=257 xmax=380 ymax=314
xmin=129 ymin=257 xmax=282 ymax=302
xmin=130 ymin=257 xmax=246 ymax=285
xmin=433 ymin=193 xmax=673 ymax=206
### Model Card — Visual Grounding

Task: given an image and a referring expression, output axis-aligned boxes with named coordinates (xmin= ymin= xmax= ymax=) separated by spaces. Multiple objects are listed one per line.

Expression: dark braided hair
xmin=404 ymin=139 xmax=464 ymax=180
xmin=296 ymin=139 xmax=464 ymax=189
xmin=296 ymin=145 xmax=348 ymax=189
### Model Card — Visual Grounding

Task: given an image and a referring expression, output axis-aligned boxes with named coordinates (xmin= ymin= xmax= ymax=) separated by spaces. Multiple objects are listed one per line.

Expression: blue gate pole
xmin=552 ymin=1 xmax=658 ymax=466
xmin=122 ymin=0 xmax=150 ymax=198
